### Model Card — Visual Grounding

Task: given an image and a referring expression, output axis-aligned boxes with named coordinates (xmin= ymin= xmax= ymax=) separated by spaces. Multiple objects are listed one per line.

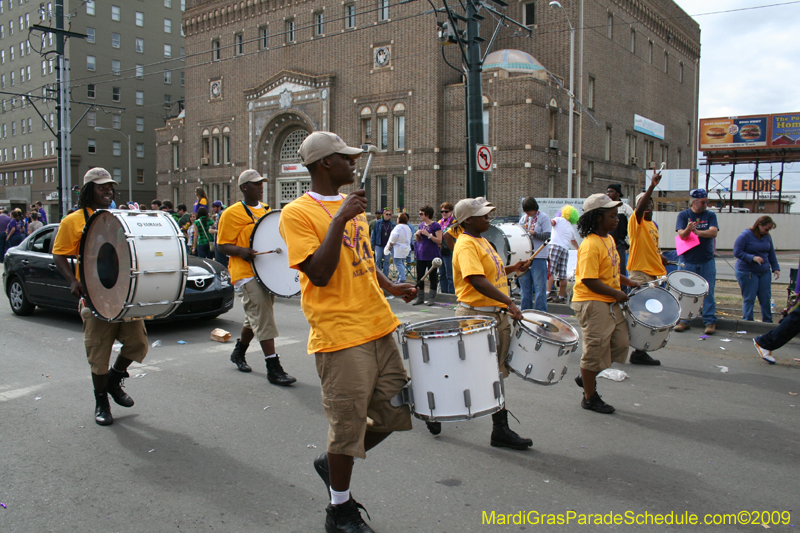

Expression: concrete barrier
xmin=653 ymin=211 xmax=800 ymax=251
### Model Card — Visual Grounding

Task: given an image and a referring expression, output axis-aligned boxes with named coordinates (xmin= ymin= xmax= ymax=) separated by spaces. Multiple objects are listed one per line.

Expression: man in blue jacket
xmin=370 ymin=208 xmax=395 ymax=277
xmin=674 ymin=189 xmax=719 ymax=335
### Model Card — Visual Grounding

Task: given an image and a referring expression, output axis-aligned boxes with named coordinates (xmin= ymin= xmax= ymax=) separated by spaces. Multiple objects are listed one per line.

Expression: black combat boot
xmin=230 ymin=338 xmax=252 ymax=372
xmin=490 ymin=410 xmax=532 ymax=450
xmin=266 ymin=355 xmax=297 ymax=386
xmin=106 ymin=368 xmax=134 ymax=407
xmin=324 ymin=497 xmax=374 ymax=533
xmin=94 ymin=391 xmax=113 ymax=426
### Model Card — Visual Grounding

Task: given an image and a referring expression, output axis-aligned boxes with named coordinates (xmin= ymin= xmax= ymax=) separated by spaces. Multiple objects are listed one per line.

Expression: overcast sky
xmin=672 ymin=0 xmax=800 ymax=190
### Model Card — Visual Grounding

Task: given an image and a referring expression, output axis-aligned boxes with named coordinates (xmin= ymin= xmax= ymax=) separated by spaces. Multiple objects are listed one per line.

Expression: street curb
xmin=431 ymin=292 xmax=778 ymax=335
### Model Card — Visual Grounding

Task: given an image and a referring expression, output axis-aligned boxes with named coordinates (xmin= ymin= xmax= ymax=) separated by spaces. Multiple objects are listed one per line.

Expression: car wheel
xmin=7 ymin=276 xmax=36 ymax=316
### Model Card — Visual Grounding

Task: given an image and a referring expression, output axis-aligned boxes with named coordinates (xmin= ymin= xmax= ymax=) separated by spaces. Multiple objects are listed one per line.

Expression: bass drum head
xmin=403 ymin=317 xmax=496 ymax=339
xmin=79 ymin=210 xmax=132 ymax=321
xmin=627 ymin=287 xmax=681 ymax=328
xmin=483 ymin=225 xmax=508 ymax=263
xmin=250 ymin=210 xmax=300 ymax=297
xmin=519 ymin=310 xmax=579 ymax=345
xmin=667 ymin=270 xmax=709 ymax=296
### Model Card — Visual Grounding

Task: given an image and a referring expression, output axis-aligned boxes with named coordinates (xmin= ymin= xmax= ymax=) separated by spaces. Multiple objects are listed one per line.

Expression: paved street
xmin=1 ymin=293 xmax=799 ymax=532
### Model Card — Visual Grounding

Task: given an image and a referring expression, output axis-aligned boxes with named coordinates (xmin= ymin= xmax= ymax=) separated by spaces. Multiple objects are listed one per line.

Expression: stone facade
xmin=156 ymin=0 xmax=700 ymax=217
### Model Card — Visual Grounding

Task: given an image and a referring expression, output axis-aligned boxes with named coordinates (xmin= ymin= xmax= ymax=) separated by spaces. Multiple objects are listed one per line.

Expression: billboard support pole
xmin=729 ymin=162 xmax=736 ymax=213
xmin=777 ymin=158 xmax=785 ymax=214
xmin=751 ymin=161 xmax=759 ymax=214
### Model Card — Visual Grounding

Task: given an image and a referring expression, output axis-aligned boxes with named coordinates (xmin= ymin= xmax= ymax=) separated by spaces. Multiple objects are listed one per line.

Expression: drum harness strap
xmin=240 ymin=201 xmax=269 ymax=224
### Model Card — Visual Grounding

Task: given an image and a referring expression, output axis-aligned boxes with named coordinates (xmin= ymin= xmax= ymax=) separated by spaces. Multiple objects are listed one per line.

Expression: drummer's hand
xmin=613 ymin=290 xmax=629 ymax=304
xmin=69 ymin=279 xmax=85 ymax=298
xmin=507 ymin=260 xmax=527 ymax=274
xmin=336 ymin=189 xmax=367 ymax=221
xmin=239 ymin=247 xmax=257 ymax=262
xmin=661 ymin=254 xmax=670 ymax=266
xmin=389 ymin=283 xmax=417 ymax=303
xmin=507 ymin=301 xmax=524 ymax=321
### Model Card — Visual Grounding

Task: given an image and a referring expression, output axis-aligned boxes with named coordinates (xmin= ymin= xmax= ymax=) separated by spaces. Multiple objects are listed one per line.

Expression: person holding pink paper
xmin=674 ymin=189 xmax=719 ymax=334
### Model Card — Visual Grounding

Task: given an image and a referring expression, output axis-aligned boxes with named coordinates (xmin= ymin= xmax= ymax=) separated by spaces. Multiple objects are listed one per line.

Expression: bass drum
xmin=484 ymin=223 xmax=533 ymax=266
xmin=250 ymin=210 xmax=300 ymax=298
xmin=79 ymin=210 xmax=187 ymax=321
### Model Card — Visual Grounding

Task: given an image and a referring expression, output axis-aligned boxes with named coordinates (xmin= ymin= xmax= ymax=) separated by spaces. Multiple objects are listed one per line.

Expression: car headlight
xmin=218 ymin=269 xmax=231 ymax=286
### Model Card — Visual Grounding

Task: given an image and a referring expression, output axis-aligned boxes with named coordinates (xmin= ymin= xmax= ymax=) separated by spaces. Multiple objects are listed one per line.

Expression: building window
xmin=314 ymin=13 xmax=324 ymax=36
xmin=87 ymin=84 xmax=95 ymax=98
xmin=286 ymin=19 xmax=295 ymax=43
xmin=260 ymin=26 xmax=268 ymax=48
xmin=180 ymin=71 xmax=185 ymax=86
xmin=112 ymin=114 xmax=121 ymax=129
xmin=625 ymin=133 xmax=637 ymax=165
xmin=679 ymin=61 xmax=684 ymax=83
xmin=607 ymin=13 xmax=613 ymax=39
xmin=378 ymin=0 xmax=389 ymax=21
xmin=393 ymin=103 xmax=405 ymax=151
xmin=86 ymin=27 xmax=95 ymax=43
xmin=587 ymin=76 xmax=595 ymax=109
xmin=645 ymin=139 xmax=654 ymax=166
xmin=136 ymin=38 xmax=144 ymax=53
xmin=136 ymin=12 xmax=144 ymax=27
xmin=136 ymin=90 xmax=143 ymax=105
xmin=212 ymin=39 xmax=220 ymax=60
xmin=111 ymin=5 xmax=120 ymax=21
xmin=605 ymin=126 xmax=611 ymax=161
xmin=164 ymin=70 xmax=172 ymax=84
xmin=137 ymin=169 xmax=145 ymax=184
xmin=87 ymin=111 xmax=96 ymax=127
xmin=345 ymin=4 xmax=355 ymax=29
xmin=202 ymin=129 xmax=210 ymax=160
xmin=136 ymin=64 xmax=143 ymax=78
xmin=222 ymin=126 xmax=231 ymax=164
xmin=165 ymin=0 xmax=172 ymax=7
xmin=87 ymin=55 xmax=95 ymax=71
xmin=87 ymin=1 xmax=95 ymax=15
xmin=164 ymin=19 xmax=172 ymax=33
xmin=113 ymin=168 xmax=122 ymax=182
xmin=677 ymin=149 xmax=682 ymax=169
xmin=361 ymin=108 xmax=372 ymax=144
xmin=235 ymin=33 xmax=243 ymax=54
xmin=112 ymin=86 xmax=120 ymax=102
xmin=648 ymin=40 xmax=653 ymax=63
xmin=523 ymin=2 xmax=535 ymax=27
xmin=112 ymin=59 xmax=120 ymax=75
xmin=630 ymin=29 xmax=635 ymax=53
xmin=136 ymin=143 xmax=144 ymax=158
xmin=664 ymin=51 xmax=669 ymax=73
xmin=376 ymin=106 xmax=389 ymax=150
xmin=41 ymin=60 xmax=46 ymax=76
xmin=112 ymin=141 xmax=121 ymax=156
xmin=136 ymin=117 xmax=144 ymax=132
xmin=587 ymin=160 xmax=594 ymax=183
xmin=164 ymin=44 xmax=172 ymax=58
xmin=393 ymin=175 xmax=405 ymax=211
xmin=172 ymin=139 xmax=180 ymax=170
xmin=660 ymin=144 xmax=668 ymax=167
xmin=111 ymin=32 xmax=120 ymax=48
xmin=377 ymin=176 xmax=388 ymax=211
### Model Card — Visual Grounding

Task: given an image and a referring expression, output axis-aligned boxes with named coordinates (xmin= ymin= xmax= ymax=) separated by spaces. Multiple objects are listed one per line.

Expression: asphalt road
xmin=1 ymin=292 xmax=799 ymax=532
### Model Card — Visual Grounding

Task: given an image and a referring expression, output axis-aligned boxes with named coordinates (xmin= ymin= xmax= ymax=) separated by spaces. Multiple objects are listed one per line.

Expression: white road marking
xmin=0 ymin=384 xmax=46 ymax=402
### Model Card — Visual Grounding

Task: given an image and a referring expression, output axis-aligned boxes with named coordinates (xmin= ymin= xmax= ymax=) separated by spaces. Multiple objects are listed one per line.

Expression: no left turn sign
xmin=476 ymin=144 xmax=492 ymax=173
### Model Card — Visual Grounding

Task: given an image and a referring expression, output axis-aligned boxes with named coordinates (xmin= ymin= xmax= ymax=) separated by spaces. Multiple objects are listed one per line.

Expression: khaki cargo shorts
xmin=241 ymin=279 xmax=279 ymax=341
xmin=571 ymin=300 xmax=629 ymax=373
xmin=315 ymin=333 xmax=412 ymax=459
xmin=628 ymin=270 xmax=657 ymax=285
xmin=81 ymin=306 xmax=148 ymax=374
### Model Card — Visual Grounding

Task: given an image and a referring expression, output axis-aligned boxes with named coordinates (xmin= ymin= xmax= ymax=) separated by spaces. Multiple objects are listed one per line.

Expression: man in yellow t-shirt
xmin=216 ymin=169 xmax=295 ymax=386
xmin=279 ymin=131 xmax=417 ymax=533
xmin=626 ymin=171 xmax=669 ymax=366
xmin=429 ymin=197 xmax=532 ymax=450
xmin=52 ymin=168 xmax=149 ymax=427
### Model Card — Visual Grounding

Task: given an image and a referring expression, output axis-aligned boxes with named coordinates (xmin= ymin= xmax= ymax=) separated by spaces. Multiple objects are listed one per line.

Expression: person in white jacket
xmin=385 ymin=212 xmax=413 ymax=283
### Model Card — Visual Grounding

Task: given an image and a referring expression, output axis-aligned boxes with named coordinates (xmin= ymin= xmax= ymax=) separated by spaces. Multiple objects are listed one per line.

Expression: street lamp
xmin=95 ymin=127 xmax=132 ymax=205
xmin=549 ymin=0 xmax=575 ymax=199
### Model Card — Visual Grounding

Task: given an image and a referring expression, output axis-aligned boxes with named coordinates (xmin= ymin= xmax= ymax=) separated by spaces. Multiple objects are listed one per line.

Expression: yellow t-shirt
xmin=278 ymin=194 xmax=399 ymax=354
xmin=627 ymin=215 xmax=666 ymax=277
xmin=216 ymin=201 xmax=270 ymax=284
xmin=52 ymin=207 xmax=94 ymax=280
xmin=453 ymin=233 xmax=509 ymax=308
xmin=446 ymin=225 xmax=464 ymax=239
xmin=572 ymin=234 xmax=620 ymax=303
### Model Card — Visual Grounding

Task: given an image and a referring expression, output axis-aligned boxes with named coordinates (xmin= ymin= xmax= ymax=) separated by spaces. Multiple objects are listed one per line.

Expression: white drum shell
xmin=666 ymin=270 xmax=709 ymax=321
xmin=250 ymin=210 xmax=300 ymax=298
xmin=400 ymin=318 xmax=505 ymax=421
xmin=80 ymin=210 xmax=187 ymax=321
xmin=624 ymin=288 xmax=681 ymax=351
xmin=507 ymin=311 xmax=578 ymax=385
xmin=485 ymin=223 xmax=533 ymax=265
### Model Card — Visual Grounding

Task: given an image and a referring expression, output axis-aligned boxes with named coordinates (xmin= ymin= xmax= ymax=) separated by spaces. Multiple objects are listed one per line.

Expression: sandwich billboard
xmin=699 ymin=112 xmax=800 ymax=151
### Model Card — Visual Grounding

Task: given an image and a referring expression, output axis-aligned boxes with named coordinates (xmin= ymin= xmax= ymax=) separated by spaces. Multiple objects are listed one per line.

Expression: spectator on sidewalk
xmin=753 ymin=256 xmax=799 ymax=364
xmin=386 ymin=213 xmax=413 ymax=283
xmin=734 ymin=216 xmax=780 ymax=323
xmin=34 ymin=201 xmax=48 ymax=225
xmin=370 ymin=208 xmax=395 ymax=277
xmin=438 ymin=202 xmax=456 ymax=294
xmin=518 ymin=197 xmax=550 ymax=311
xmin=547 ymin=205 xmax=579 ymax=303
xmin=606 ymin=184 xmax=633 ymax=284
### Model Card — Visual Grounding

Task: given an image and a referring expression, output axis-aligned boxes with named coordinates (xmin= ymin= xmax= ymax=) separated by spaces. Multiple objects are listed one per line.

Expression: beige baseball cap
xmin=83 ymin=167 xmax=117 ymax=185
xmin=238 ymin=169 xmax=267 ymax=187
xmin=635 ymin=192 xmax=649 ymax=208
xmin=583 ymin=193 xmax=622 ymax=213
xmin=297 ymin=131 xmax=363 ymax=167
xmin=453 ymin=197 xmax=496 ymax=223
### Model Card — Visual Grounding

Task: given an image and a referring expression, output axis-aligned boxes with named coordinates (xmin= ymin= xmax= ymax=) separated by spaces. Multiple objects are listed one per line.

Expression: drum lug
xmin=630 ymin=321 xmax=636 ymax=328
xmin=493 ymin=380 xmax=502 ymax=400
xmin=458 ymin=338 xmax=466 ymax=361
xmin=427 ymin=391 xmax=436 ymax=411
xmin=644 ymin=342 xmax=651 ymax=350
xmin=390 ymin=384 xmax=413 ymax=407
xmin=515 ymin=328 xmax=523 ymax=339
xmin=535 ymin=339 xmax=542 ymax=351
xmin=422 ymin=340 xmax=430 ymax=363
xmin=547 ymin=369 xmax=555 ymax=383
xmin=650 ymin=328 xmax=656 ymax=336
xmin=687 ymin=311 xmax=694 ymax=319
xmin=560 ymin=366 xmax=568 ymax=380
xmin=524 ymin=364 xmax=533 ymax=378
xmin=506 ymin=350 xmax=513 ymax=363
xmin=487 ymin=334 xmax=496 ymax=354
xmin=401 ymin=340 xmax=409 ymax=360
xmin=463 ymin=389 xmax=471 ymax=409
xmin=693 ymin=296 xmax=699 ymax=304
xmin=659 ymin=338 xmax=668 ymax=349
xmin=572 ymin=344 xmax=578 ymax=353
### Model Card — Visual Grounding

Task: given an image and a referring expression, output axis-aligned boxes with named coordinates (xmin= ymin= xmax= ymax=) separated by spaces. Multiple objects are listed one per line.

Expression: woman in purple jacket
xmin=733 ymin=216 xmax=780 ymax=322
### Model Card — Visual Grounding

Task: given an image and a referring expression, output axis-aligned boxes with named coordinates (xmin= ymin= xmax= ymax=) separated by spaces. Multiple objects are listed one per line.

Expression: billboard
xmin=736 ymin=179 xmax=781 ymax=192
xmin=699 ymin=112 xmax=800 ymax=151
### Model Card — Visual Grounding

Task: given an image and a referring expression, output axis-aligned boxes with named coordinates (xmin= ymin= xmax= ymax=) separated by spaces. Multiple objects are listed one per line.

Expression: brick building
xmin=156 ymin=0 xmax=700 ymax=217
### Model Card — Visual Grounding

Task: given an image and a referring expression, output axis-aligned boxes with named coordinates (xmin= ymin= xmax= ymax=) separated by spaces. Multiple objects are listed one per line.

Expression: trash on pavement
xmin=177 ymin=340 xmax=187 ymax=344
xmin=716 ymin=365 xmax=729 ymax=373
xmin=736 ymin=331 xmax=747 ymax=334
xmin=211 ymin=328 xmax=231 ymax=343
xmin=597 ymin=368 xmax=628 ymax=381
xmin=790 ymin=392 xmax=798 ymax=396
xmin=132 ymin=373 xmax=146 ymax=379
xmin=308 ymin=444 xmax=317 ymax=449
xmin=264 ymin=406 xmax=271 ymax=410
xmin=151 ymin=340 xmax=162 ymax=348
xmin=112 ymin=342 xmax=123 ymax=352
xmin=34 ymin=397 xmax=41 ymax=401
xmin=720 ymin=347 xmax=726 ymax=350
xmin=720 ymin=338 xmax=731 ymax=342
xmin=698 ymin=335 xmax=709 ymax=340
xmin=0 ymin=503 xmax=6 ymax=508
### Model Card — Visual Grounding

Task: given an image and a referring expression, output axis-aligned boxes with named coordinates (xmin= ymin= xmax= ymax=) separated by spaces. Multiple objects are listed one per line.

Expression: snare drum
xmin=624 ymin=287 xmax=681 ymax=351
xmin=250 ymin=210 xmax=300 ymax=298
xmin=398 ymin=317 xmax=505 ymax=422
xmin=484 ymin=223 xmax=533 ymax=265
xmin=507 ymin=311 xmax=578 ymax=385
xmin=79 ymin=210 xmax=188 ymax=322
xmin=666 ymin=270 xmax=709 ymax=320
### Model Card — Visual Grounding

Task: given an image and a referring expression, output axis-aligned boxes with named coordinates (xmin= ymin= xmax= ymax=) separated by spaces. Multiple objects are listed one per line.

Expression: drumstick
xmin=416 ymin=258 xmax=442 ymax=284
xmin=513 ymin=239 xmax=550 ymax=279
xmin=360 ymin=145 xmax=379 ymax=188
xmin=255 ymin=248 xmax=282 ymax=255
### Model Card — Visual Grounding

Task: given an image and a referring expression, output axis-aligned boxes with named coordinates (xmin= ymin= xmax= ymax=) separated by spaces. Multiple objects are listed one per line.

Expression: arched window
xmin=360 ymin=106 xmax=372 ymax=145
xmin=280 ymin=129 xmax=309 ymax=161
xmin=212 ymin=127 xmax=221 ymax=165
xmin=376 ymin=105 xmax=388 ymax=151
xmin=201 ymin=128 xmax=210 ymax=163
xmin=393 ymin=103 xmax=405 ymax=151
xmin=222 ymin=126 xmax=231 ymax=164
xmin=171 ymin=134 xmax=180 ymax=170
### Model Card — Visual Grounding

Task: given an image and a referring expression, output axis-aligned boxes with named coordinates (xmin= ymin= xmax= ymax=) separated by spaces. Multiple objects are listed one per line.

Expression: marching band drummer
xmin=279 ymin=132 xmax=417 ymax=533
xmin=424 ymin=197 xmax=534 ymax=451
xmin=52 ymin=168 xmax=149 ymax=426
xmin=626 ymin=171 xmax=670 ymax=366
xmin=216 ymin=169 xmax=296 ymax=386
xmin=571 ymin=194 xmax=640 ymax=414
